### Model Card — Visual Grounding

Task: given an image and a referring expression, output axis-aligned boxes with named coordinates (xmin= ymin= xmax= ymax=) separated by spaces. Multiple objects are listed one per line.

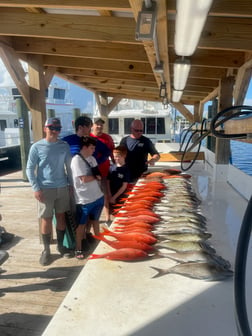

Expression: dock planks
xmin=0 ymin=170 xmax=100 ymax=335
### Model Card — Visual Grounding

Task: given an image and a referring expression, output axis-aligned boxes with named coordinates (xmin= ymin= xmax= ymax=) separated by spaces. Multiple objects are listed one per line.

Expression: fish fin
xmin=93 ymin=234 xmax=105 ymax=242
xmin=88 ymin=254 xmax=101 ymax=260
xmin=101 ymin=226 xmax=114 ymax=236
xmin=149 ymin=266 xmax=169 ymax=278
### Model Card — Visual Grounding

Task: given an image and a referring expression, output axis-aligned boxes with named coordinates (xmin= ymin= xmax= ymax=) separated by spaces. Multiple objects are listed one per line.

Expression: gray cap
xmin=94 ymin=118 xmax=105 ymax=124
xmin=45 ymin=117 xmax=61 ymax=127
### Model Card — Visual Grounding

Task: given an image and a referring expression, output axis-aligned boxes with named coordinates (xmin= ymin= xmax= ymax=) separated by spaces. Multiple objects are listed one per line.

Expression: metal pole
xmin=47 ymin=109 xmax=55 ymax=118
xmin=73 ymin=108 xmax=81 ymax=121
xmin=16 ymin=98 xmax=31 ymax=181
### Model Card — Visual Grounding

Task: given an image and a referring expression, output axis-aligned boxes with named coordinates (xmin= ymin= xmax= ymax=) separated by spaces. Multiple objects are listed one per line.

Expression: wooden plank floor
xmin=0 ymin=170 xmax=103 ymax=336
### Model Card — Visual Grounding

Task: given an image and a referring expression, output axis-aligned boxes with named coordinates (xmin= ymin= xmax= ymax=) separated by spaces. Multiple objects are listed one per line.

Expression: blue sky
xmin=1 ymin=58 xmax=252 ymax=114
xmin=0 ymin=58 xmax=94 ymax=112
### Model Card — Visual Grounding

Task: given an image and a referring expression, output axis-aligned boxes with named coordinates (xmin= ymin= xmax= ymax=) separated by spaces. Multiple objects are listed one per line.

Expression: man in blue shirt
xmin=26 ymin=117 xmax=73 ymax=266
xmin=63 ymin=116 xmax=111 ymax=165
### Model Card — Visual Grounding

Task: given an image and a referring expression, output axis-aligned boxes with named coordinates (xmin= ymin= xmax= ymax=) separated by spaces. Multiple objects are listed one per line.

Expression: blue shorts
xmin=76 ymin=196 xmax=104 ymax=225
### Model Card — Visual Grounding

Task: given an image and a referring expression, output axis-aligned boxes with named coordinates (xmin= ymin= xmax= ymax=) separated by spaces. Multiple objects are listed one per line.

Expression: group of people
xmin=26 ymin=115 xmax=160 ymax=265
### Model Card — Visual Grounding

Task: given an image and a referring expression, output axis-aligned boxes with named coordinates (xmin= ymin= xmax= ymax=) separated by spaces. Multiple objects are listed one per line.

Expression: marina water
xmin=231 ymin=140 xmax=252 ymax=176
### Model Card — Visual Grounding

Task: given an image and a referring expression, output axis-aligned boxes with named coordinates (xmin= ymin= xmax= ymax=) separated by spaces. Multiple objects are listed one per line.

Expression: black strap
xmin=75 ymin=153 xmax=101 ymax=177
xmin=76 ymin=153 xmax=92 ymax=168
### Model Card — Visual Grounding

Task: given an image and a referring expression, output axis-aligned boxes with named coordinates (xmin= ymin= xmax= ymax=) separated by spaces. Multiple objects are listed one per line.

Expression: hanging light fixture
xmin=175 ymin=0 xmax=213 ymax=56
xmin=162 ymin=96 xmax=169 ymax=108
xmin=172 ymin=90 xmax=183 ymax=102
xmin=159 ymin=82 xmax=167 ymax=98
xmin=135 ymin=0 xmax=157 ymax=41
xmin=173 ymin=58 xmax=191 ymax=91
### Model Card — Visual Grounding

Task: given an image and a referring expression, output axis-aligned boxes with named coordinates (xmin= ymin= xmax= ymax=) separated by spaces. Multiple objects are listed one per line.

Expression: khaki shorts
xmin=38 ymin=186 xmax=70 ymax=218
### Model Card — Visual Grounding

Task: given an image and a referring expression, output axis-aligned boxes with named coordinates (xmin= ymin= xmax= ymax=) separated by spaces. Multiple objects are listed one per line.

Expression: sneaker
xmin=39 ymin=250 xmax=51 ymax=266
xmin=75 ymin=250 xmax=85 ymax=260
xmin=86 ymin=233 xmax=96 ymax=244
xmin=81 ymin=239 xmax=90 ymax=252
xmin=57 ymin=246 xmax=74 ymax=258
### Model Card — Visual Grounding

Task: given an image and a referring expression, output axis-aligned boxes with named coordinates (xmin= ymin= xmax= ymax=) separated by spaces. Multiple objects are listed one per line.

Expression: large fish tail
xmin=93 ymin=235 xmax=108 ymax=243
xmin=101 ymin=227 xmax=114 ymax=235
xmin=150 ymin=266 xmax=170 ymax=278
xmin=88 ymin=254 xmax=103 ymax=260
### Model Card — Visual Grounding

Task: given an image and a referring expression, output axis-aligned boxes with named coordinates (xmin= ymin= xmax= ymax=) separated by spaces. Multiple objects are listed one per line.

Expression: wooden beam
xmin=188 ymin=66 xmax=227 ymax=79
xmin=200 ymin=87 xmax=219 ymax=104
xmin=0 ymin=1 xmax=131 ymax=11
xmin=171 ymin=103 xmax=194 ymax=123
xmin=168 ymin=0 xmax=252 ymax=17
xmin=0 ymin=42 xmax=31 ymax=106
xmin=169 ymin=49 xmax=245 ymax=69
xmin=168 ymin=15 xmax=252 ymax=51
xmin=13 ymin=37 xmax=147 ymax=62
xmin=233 ymin=55 xmax=252 ymax=105
xmin=0 ymin=11 xmax=137 ymax=44
xmin=57 ymin=68 xmax=156 ymax=83
xmin=157 ymin=152 xmax=205 ymax=162
xmin=128 ymin=0 xmax=170 ymax=97
xmin=194 ymin=103 xmax=201 ymax=123
xmin=76 ymin=77 xmax=157 ymax=89
xmin=43 ymin=55 xmax=153 ymax=74
xmin=27 ymin=54 xmax=47 ymax=141
xmin=224 ymin=114 xmax=252 ymax=134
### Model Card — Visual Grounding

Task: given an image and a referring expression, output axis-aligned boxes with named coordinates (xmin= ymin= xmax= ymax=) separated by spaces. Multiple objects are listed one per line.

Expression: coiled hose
xmin=234 ymin=195 xmax=252 ymax=336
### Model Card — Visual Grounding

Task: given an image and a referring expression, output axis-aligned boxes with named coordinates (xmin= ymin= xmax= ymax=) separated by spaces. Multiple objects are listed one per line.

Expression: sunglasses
xmin=47 ymin=126 xmax=62 ymax=131
xmin=133 ymin=128 xmax=144 ymax=132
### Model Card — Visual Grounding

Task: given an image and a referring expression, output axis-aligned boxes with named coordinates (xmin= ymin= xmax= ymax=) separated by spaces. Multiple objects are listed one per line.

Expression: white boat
xmin=100 ymin=99 xmax=172 ymax=144
xmin=0 ymin=84 xmax=79 ymax=162
xmin=107 ymin=105 xmax=172 ymax=145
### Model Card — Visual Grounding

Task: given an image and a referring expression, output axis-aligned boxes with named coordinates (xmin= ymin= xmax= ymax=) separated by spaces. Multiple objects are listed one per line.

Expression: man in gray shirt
xmin=26 ymin=117 xmax=73 ymax=266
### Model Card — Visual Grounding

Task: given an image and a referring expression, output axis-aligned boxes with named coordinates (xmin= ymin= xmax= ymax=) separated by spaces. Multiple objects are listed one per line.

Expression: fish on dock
xmin=150 ymin=262 xmax=233 ymax=281
xmin=100 ymin=227 xmax=157 ymax=245
xmin=88 ymin=248 xmax=149 ymax=261
xmin=157 ymin=250 xmax=231 ymax=269
xmin=155 ymin=240 xmax=216 ymax=254
xmin=94 ymin=235 xmax=154 ymax=252
xmin=157 ymin=232 xmax=212 ymax=242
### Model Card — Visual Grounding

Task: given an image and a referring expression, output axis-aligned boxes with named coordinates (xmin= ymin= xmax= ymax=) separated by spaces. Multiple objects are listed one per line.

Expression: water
xmin=231 ymin=140 xmax=252 ymax=176
xmin=175 ymin=133 xmax=252 ymax=177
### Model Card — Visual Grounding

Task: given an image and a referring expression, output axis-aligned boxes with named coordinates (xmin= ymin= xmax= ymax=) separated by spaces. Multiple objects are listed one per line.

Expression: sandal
xmin=75 ymin=250 xmax=85 ymax=260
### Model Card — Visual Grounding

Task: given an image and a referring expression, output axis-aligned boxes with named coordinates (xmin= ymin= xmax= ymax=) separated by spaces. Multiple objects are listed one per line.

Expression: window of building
xmin=109 ymin=118 xmax=119 ymax=134
xmin=53 ymin=88 xmax=65 ymax=100
xmin=124 ymin=118 xmax=134 ymax=134
xmin=157 ymin=117 xmax=165 ymax=134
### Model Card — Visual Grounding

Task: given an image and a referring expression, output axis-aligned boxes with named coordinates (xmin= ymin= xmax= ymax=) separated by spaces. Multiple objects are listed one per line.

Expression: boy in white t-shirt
xmin=71 ymin=136 xmax=104 ymax=259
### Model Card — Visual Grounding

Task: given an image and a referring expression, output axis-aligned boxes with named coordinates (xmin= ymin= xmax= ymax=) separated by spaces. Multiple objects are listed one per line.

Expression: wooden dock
xmin=0 ymin=170 xmax=101 ymax=336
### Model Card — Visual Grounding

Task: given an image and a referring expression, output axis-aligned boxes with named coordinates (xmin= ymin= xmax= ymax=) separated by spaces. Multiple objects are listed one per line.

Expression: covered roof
xmin=0 ymin=1 xmax=252 ymax=113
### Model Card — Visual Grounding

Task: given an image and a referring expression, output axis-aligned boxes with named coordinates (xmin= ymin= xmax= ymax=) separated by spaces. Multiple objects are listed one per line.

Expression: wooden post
xmin=216 ymin=77 xmax=234 ymax=164
xmin=16 ymin=98 xmax=31 ymax=182
xmin=207 ymin=98 xmax=217 ymax=152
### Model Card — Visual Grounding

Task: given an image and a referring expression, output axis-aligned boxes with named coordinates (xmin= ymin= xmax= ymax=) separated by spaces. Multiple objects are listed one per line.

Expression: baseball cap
xmin=45 ymin=117 xmax=61 ymax=127
xmin=94 ymin=118 xmax=105 ymax=124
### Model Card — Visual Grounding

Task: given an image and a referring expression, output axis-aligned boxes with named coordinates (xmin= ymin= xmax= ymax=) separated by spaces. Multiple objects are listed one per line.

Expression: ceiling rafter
xmin=0 ymin=0 xmax=251 ymax=113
